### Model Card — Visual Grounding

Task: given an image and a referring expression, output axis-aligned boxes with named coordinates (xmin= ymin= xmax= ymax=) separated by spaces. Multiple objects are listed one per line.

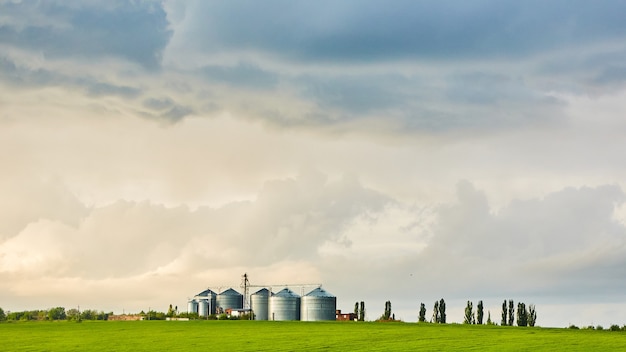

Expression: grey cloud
xmin=0 ymin=1 xmax=171 ymax=69
xmin=0 ymin=56 xmax=141 ymax=99
xmin=160 ymin=105 xmax=193 ymax=123
xmin=140 ymin=97 xmax=194 ymax=124
xmin=299 ymin=74 xmax=410 ymax=114
xmin=535 ymin=47 xmax=626 ymax=95
xmin=143 ymin=97 xmax=176 ymax=111
xmin=84 ymin=82 xmax=140 ymax=98
xmin=199 ymin=62 xmax=279 ymax=90
xmin=178 ymin=1 xmax=626 ymax=62
xmin=421 ymin=182 xmax=626 ymax=298
xmin=0 ymin=177 xmax=89 ymax=240
xmin=284 ymin=69 xmax=563 ymax=133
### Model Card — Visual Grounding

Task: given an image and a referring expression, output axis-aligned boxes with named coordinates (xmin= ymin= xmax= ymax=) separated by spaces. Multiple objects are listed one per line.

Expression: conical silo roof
xmin=304 ymin=287 xmax=335 ymax=298
xmin=252 ymin=288 xmax=271 ymax=296
xmin=274 ymin=288 xmax=300 ymax=298
xmin=219 ymin=288 xmax=241 ymax=296
xmin=196 ymin=289 xmax=216 ymax=297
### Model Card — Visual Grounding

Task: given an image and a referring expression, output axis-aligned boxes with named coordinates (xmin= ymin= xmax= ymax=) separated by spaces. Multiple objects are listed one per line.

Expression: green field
xmin=1 ymin=320 xmax=625 ymax=351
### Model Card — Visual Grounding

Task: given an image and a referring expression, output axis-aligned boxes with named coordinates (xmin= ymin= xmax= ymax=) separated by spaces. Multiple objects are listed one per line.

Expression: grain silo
xmin=217 ymin=288 xmax=243 ymax=311
xmin=187 ymin=299 xmax=198 ymax=315
xmin=269 ymin=288 xmax=301 ymax=321
xmin=300 ymin=287 xmax=336 ymax=321
xmin=250 ymin=288 xmax=270 ymax=320
xmin=198 ymin=299 xmax=209 ymax=318
xmin=195 ymin=289 xmax=217 ymax=315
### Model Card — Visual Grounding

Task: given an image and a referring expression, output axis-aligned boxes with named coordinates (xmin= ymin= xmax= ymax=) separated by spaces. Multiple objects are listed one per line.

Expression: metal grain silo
xmin=195 ymin=289 xmax=217 ymax=315
xmin=269 ymin=288 xmax=301 ymax=321
xmin=301 ymin=287 xmax=336 ymax=321
xmin=187 ymin=299 xmax=198 ymax=315
xmin=198 ymin=299 xmax=209 ymax=318
xmin=217 ymin=288 xmax=243 ymax=311
xmin=250 ymin=288 xmax=270 ymax=320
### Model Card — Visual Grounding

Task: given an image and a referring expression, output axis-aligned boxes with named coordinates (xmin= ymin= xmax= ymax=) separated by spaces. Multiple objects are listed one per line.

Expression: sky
xmin=1 ymin=0 xmax=626 ymax=327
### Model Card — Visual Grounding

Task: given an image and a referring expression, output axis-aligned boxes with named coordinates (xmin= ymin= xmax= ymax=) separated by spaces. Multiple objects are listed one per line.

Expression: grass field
xmin=1 ymin=320 xmax=626 ymax=351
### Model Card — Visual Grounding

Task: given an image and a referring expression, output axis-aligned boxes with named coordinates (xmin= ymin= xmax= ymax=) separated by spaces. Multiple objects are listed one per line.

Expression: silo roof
xmin=252 ymin=288 xmax=270 ymax=295
xmin=196 ymin=289 xmax=216 ymax=297
xmin=304 ymin=287 xmax=335 ymax=298
xmin=219 ymin=288 xmax=242 ymax=296
xmin=273 ymin=288 xmax=300 ymax=298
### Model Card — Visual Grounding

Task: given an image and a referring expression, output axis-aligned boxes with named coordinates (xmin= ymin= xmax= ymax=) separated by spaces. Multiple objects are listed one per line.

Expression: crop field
xmin=1 ymin=320 xmax=626 ymax=351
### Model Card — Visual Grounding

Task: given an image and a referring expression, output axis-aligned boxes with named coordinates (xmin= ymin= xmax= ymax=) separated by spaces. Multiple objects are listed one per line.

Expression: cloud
xmin=0 ymin=171 xmax=390 ymax=278
xmin=0 ymin=1 xmax=172 ymax=69
xmin=199 ymin=62 xmax=279 ymax=90
xmin=0 ymin=56 xmax=141 ymax=99
xmin=165 ymin=1 xmax=626 ymax=62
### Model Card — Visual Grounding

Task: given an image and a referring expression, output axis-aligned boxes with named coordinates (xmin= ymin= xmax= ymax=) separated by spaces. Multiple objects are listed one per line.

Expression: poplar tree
xmin=359 ymin=301 xmax=365 ymax=321
xmin=354 ymin=302 xmax=359 ymax=318
xmin=508 ymin=300 xmax=515 ymax=327
xmin=418 ymin=303 xmax=426 ymax=323
xmin=432 ymin=301 xmax=440 ymax=323
xmin=477 ymin=300 xmax=484 ymax=325
xmin=382 ymin=301 xmax=392 ymax=320
xmin=464 ymin=301 xmax=474 ymax=324
xmin=517 ymin=302 xmax=528 ymax=327
xmin=528 ymin=304 xmax=537 ymax=327
xmin=439 ymin=298 xmax=446 ymax=324
xmin=501 ymin=300 xmax=507 ymax=326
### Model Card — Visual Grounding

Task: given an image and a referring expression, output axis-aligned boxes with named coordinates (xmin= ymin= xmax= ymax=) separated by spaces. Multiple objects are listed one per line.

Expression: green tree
xmin=528 ymin=304 xmax=537 ymax=327
xmin=464 ymin=301 xmax=474 ymax=324
xmin=486 ymin=310 xmax=493 ymax=325
xmin=476 ymin=300 xmax=484 ymax=325
xmin=167 ymin=304 xmax=175 ymax=317
xmin=354 ymin=302 xmax=359 ymax=318
xmin=359 ymin=301 xmax=365 ymax=321
xmin=517 ymin=302 xmax=528 ymax=327
xmin=0 ymin=307 xmax=5 ymax=321
xmin=508 ymin=300 xmax=514 ymax=327
xmin=66 ymin=308 xmax=81 ymax=321
xmin=439 ymin=299 xmax=446 ymax=324
xmin=48 ymin=307 xmax=66 ymax=321
xmin=501 ymin=300 xmax=507 ymax=326
xmin=381 ymin=301 xmax=392 ymax=320
xmin=432 ymin=300 xmax=439 ymax=323
xmin=418 ymin=303 xmax=426 ymax=323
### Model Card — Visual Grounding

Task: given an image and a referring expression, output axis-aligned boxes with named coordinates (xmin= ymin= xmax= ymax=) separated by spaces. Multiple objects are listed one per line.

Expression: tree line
xmin=0 ymin=307 xmax=111 ymax=321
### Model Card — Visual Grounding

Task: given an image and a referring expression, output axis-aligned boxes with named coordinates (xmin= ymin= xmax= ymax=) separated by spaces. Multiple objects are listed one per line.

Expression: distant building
xmin=226 ymin=308 xmax=251 ymax=318
xmin=107 ymin=314 xmax=143 ymax=321
xmin=335 ymin=310 xmax=356 ymax=321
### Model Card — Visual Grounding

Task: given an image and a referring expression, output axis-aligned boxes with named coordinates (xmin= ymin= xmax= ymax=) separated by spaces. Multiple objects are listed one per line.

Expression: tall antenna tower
xmin=241 ymin=273 xmax=250 ymax=309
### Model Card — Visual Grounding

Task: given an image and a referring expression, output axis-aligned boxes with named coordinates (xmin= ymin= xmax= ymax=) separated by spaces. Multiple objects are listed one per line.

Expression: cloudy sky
xmin=2 ymin=0 xmax=626 ymax=327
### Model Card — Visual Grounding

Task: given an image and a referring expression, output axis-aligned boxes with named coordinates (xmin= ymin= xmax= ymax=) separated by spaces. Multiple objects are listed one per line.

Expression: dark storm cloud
xmin=183 ymin=0 xmax=626 ymax=62
xmin=0 ymin=1 xmax=171 ymax=69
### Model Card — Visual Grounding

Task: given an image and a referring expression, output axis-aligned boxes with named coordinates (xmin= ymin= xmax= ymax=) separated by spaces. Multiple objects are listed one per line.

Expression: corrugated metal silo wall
xmin=198 ymin=299 xmax=209 ymax=317
xmin=269 ymin=296 xmax=301 ymax=321
xmin=187 ymin=300 xmax=198 ymax=314
xmin=250 ymin=291 xmax=269 ymax=320
xmin=301 ymin=296 xmax=337 ymax=321
xmin=217 ymin=290 xmax=244 ymax=311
